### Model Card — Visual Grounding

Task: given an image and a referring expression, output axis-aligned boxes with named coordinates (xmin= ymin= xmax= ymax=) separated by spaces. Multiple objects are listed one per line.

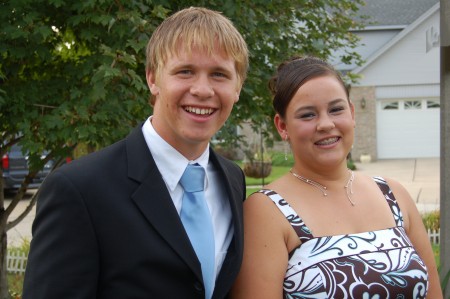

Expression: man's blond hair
xmin=146 ymin=7 xmax=249 ymax=96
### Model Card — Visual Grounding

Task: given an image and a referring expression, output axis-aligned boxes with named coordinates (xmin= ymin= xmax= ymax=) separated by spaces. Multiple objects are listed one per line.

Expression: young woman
xmin=231 ymin=56 xmax=442 ymax=299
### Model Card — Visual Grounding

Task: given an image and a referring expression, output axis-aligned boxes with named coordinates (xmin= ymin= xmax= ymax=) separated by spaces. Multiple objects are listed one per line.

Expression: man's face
xmin=147 ymin=46 xmax=241 ymax=160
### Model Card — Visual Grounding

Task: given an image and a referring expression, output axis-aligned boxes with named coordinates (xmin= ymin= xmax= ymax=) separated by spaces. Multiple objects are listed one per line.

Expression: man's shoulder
xmin=54 ymin=138 xmax=127 ymax=178
xmin=62 ymin=124 xmax=146 ymax=173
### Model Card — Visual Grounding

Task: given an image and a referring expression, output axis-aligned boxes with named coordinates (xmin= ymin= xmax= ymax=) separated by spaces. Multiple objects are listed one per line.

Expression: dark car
xmin=1 ymin=144 xmax=54 ymax=191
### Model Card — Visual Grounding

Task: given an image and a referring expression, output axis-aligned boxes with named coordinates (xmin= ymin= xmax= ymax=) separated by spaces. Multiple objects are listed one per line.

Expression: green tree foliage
xmin=0 ymin=0 xmax=363 ymax=296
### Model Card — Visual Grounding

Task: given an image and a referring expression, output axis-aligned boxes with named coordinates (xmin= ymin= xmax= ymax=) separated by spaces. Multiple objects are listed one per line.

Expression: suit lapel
xmin=209 ymin=151 xmax=245 ymax=298
xmin=123 ymin=126 xmax=245 ymax=293
xmin=125 ymin=125 xmax=203 ymax=281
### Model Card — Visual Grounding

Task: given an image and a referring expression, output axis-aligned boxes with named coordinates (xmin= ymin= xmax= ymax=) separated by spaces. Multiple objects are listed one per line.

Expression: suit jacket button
xmin=194 ymin=281 xmax=204 ymax=293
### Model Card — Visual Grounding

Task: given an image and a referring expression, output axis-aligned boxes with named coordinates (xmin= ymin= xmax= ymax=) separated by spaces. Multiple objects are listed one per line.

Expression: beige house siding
xmin=350 ymin=86 xmax=378 ymax=161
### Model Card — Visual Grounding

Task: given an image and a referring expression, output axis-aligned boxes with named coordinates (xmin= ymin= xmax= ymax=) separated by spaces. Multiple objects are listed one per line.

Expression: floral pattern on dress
xmin=258 ymin=177 xmax=429 ymax=299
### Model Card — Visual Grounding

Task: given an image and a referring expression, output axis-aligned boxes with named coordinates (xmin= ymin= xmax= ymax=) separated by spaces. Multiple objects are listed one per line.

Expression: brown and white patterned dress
xmin=258 ymin=177 xmax=429 ymax=299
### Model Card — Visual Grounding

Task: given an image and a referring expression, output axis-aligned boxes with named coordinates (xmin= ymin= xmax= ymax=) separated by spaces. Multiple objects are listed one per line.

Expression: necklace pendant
xmin=290 ymin=169 xmax=356 ymax=206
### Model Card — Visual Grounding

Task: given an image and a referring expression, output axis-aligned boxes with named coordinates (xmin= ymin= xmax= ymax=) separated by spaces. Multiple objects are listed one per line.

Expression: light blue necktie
xmin=180 ymin=164 xmax=215 ymax=299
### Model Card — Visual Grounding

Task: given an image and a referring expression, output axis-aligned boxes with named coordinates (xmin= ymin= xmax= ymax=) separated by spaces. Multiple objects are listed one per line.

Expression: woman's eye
xmin=299 ymin=112 xmax=315 ymax=119
xmin=330 ymin=106 xmax=345 ymax=113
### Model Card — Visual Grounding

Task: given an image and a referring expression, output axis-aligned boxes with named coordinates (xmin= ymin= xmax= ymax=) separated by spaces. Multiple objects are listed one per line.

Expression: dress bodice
xmin=259 ymin=177 xmax=429 ymax=298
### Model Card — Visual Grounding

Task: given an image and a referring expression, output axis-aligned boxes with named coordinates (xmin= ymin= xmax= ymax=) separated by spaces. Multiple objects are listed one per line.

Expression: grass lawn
xmin=246 ymin=187 xmax=260 ymax=197
xmin=8 ymin=273 xmax=23 ymax=298
xmin=245 ymin=165 xmax=290 ymax=186
xmin=242 ymin=165 xmax=290 ymax=197
xmin=432 ymin=243 xmax=440 ymax=268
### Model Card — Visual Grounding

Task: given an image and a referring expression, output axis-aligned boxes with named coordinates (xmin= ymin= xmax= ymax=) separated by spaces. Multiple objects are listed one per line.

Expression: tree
xmin=0 ymin=0 xmax=363 ymax=296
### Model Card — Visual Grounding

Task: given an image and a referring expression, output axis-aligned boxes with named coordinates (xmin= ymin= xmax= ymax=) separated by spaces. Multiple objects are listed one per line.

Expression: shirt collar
xmin=142 ymin=116 xmax=210 ymax=192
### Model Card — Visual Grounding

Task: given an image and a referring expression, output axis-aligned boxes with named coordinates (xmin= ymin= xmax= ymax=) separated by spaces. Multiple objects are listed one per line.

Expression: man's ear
xmin=235 ymin=91 xmax=240 ymax=103
xmin=146 ymin=70 xmax=160 ymax=96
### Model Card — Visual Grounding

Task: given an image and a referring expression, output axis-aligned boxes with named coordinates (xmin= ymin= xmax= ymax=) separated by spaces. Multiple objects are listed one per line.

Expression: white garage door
xmin=376 ymin=98 xmax=440 ymax=159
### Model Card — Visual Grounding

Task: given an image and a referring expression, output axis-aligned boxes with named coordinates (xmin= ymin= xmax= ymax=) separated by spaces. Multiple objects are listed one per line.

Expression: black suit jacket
xmin=23 ymin=124 xmax=246 ymax=299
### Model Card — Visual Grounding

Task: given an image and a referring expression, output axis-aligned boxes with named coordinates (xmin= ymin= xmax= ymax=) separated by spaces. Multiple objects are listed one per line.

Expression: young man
xmin=23 ymin=7 xmax=249 ymax=299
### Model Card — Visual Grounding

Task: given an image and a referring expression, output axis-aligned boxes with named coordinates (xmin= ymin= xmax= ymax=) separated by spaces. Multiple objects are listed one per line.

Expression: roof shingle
xmin=357 ymin=0 xmax=439 ymax=27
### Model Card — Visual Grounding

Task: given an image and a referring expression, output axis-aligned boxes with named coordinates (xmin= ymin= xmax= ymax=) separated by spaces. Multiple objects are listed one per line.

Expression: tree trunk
xmin=0 ymin=220 xmax=10 ymax=299
xmin=0 ymin=167 xmax=10 ymax=298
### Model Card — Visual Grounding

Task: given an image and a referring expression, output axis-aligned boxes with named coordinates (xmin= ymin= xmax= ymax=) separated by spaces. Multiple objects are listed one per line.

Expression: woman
xmin=231 ymin=56 xmax=442 ymax=298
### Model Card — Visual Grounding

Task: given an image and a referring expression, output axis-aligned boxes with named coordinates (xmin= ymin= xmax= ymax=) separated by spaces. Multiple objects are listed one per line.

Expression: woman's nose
xmin=317 ymin=115 xmax=335 ymax=131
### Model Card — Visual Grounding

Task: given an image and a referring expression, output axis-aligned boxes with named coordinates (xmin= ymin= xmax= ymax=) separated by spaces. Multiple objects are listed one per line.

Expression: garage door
xmin=376 ymin=98 xmax=440 ymax=159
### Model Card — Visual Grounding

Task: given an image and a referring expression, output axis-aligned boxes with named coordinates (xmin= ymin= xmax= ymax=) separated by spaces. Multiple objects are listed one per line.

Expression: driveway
xmin=355 ymin=158 xmax=440 ymax=213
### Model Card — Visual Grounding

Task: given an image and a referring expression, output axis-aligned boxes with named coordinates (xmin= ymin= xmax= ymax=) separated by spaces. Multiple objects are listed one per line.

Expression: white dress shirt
xmin=142 ymin=117 xmax=234 ymax=284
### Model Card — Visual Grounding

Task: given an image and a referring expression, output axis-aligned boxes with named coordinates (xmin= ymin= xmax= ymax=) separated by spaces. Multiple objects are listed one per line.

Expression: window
xmin=382 ymin=101 xmax=399 ymax=110
xmin=404 ymin=100 xmax=421 ymax=110
xmin=426 ymin=100 xmax=440 ymax=109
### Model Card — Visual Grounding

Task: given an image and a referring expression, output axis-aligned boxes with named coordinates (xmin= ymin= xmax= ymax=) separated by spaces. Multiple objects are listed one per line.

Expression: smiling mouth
xmin=315 ymin=137 xmax=340 ymax=145
xmin=184 ymin=106 xmax=215 ymax=115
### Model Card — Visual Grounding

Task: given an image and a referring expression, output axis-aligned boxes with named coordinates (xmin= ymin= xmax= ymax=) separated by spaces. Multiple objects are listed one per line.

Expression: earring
xmin=284 ymin=133 xmax=289 ymax=161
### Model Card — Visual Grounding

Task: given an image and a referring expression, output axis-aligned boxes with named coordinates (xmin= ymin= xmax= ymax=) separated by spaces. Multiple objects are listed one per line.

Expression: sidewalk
xmin=354 ymin=158 xmax=440 ymax=214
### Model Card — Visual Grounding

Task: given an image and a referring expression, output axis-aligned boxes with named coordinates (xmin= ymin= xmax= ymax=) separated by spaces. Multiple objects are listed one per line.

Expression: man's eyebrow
xmin=170 ymin=63 xmax=234 ymax=75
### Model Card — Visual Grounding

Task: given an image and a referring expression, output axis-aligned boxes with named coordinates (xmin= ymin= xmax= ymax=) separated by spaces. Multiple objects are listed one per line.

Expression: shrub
xmin=422 ymin=210 xmax=440 ymax=231
xmin=7 ymin=239 xmax=30 ymax=298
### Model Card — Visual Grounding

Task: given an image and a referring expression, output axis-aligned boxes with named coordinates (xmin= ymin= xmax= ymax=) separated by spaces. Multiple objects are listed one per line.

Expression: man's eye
xmin=212 ymin=72 xmax=226 ymax=78
xmin=178 ymin=70 xmax=192 ymax=75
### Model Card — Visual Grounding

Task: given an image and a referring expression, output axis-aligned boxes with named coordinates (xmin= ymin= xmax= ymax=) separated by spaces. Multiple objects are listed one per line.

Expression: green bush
xmin=422 ymin=210 xmax=440 ymax=231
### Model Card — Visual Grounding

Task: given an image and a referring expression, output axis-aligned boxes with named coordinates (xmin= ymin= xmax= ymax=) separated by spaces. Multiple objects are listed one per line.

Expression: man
xmin=23 ymin=7 xmax=248 ymax=299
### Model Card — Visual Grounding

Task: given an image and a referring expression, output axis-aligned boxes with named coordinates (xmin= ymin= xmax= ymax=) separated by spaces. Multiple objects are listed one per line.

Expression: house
xmin=344 ymin=0 xmax=441 ymax=160
xmin=236 ymin=0 xmax=441 ymax=162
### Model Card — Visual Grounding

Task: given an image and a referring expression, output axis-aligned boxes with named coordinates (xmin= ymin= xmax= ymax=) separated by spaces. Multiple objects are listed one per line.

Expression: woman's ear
xmin=350 ymin=101 xmax=356 ymax=127
xmin=274 ymin=114 xmax=287 ymax=138
xmin=146 ymin=70 xmax=160 ymax=96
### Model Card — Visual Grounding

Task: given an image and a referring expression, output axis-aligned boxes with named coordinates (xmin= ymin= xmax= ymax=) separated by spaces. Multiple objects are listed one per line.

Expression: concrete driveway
xmin=355 ymin=158 xmax=440 ymax=213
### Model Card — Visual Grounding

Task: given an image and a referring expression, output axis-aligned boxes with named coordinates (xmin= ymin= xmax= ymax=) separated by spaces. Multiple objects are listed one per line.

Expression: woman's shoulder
xmin=245 ymin=189 xmax=277 ymax=207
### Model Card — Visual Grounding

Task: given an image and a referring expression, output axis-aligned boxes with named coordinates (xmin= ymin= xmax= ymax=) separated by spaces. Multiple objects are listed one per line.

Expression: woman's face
xmin=276 ymin=75 xmax=355 ymax=169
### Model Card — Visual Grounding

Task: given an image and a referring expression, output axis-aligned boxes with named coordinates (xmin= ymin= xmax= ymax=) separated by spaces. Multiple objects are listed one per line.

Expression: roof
xmin=357 ymin=0 xmax=440 ymax=27
xmin=353 ymin=1 xmax=440 ymax=74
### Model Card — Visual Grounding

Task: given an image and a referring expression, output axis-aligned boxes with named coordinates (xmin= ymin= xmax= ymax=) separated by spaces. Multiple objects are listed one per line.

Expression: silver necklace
xmin=289 ymin=169 xmax=356 ymax=206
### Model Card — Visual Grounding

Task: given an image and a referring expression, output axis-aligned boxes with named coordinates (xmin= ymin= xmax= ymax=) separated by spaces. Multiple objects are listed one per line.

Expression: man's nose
xmin=190 ymin=75 xmax=214 ymax=98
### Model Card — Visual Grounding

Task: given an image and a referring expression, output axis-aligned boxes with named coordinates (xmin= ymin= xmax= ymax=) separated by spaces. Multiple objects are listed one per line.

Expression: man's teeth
xmin=185 ymin=107 xmax=214 ymax=115
xmin=316 ymin=137 xmax=339 ymax=145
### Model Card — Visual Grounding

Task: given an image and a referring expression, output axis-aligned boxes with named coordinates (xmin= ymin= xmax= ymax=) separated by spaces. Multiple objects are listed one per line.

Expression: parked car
xmin=1 ymin=144 xmax=54 ymax=191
